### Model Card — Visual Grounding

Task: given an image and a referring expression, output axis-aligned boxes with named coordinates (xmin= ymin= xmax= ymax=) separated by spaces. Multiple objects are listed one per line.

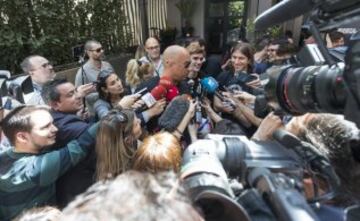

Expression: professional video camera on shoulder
xmin=254 ymin=0 xmax=360 ymax=128
xmin=0 ymin=70 xmax=34 ymax=108
xmin=180 ymin=130 xmax=344 ymax=221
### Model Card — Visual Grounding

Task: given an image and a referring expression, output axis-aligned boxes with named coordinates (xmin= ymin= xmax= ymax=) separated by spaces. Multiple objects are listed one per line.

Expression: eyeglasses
xmin=89 ymin=47 xmax=103 ymax=53
xmin=267 ymin=49 xmax=277 ymax=52
xmin=31 ymin=62 xmax=52 ymax=71
xmin=147 ymin=45 xmax=160 ymax=50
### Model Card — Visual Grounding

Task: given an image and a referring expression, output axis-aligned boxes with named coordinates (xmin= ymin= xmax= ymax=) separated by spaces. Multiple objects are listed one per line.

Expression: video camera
xmin=180 ymin=1 xmax=360 ymax=220
xmin=254 ymin=0 xmax=360 ymax=128
xmin=181 ymin=131 xmax=341 ymax=221
xmin=0 ymin=71 xmax=34 ymax=108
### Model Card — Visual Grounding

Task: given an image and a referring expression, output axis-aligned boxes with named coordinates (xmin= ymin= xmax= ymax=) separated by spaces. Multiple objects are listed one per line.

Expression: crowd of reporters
xmin=0 ymin=29 xmax=359 ymax=221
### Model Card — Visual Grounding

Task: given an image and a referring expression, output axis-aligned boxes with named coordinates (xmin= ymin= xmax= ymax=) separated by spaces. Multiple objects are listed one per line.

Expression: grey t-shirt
xmin=75 ymin=60 xmax=113 ymax=86
xmin=75 ymin=61 xmax=113 ymax=116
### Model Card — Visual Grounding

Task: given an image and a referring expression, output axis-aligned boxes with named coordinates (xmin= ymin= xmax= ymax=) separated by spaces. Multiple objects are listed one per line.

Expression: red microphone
xmin=166 ymin=85 xmax=179 ymax=102
xmin=150 ymin=85 xmax=167 ymax=100
xmin=159 ymin=75 xmax=173 ymax=89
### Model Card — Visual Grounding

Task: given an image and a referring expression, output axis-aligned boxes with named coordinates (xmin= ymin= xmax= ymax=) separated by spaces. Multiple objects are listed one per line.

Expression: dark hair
xmin=254 ymin=36 xmax=270 ymax=51
xmin=230 ymin=42 xmax=254 ymax=73
xmin=329 ymin=31 xmax=345 ymax=43
xmin=96 ymin=68 xmax=117 ymax=101
xmin=212 ymin=119 xmax=246 ymax=136
xmin=270 ymin=38 xmax=297 ymax=56
xmin=1 ymin=105 xmax=49 ymax=145
xmin=41 ymin=78 xmax=68 ymax=104
xmin=285 ymin=30 xmax=293 ymax=38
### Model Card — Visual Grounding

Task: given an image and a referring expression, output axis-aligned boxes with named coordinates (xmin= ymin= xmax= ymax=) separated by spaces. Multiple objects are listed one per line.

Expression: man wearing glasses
xmin=75 ymin=40 xmax=114 ymax=86
xmin=139 ymin=37 xmax=164 ymax=77
xmin=74 ymin=40 xmax=114 ymax=115
xmin=17 ymin=55 xmax=57 ymax=105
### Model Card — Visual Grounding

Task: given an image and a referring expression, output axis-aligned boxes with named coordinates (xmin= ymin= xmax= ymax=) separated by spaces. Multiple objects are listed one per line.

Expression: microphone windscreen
xmin=151 ymin=85 xmax=167 ymax=100
xmin=158 ymin=96 xmax=189 ymax=132
xmin=201 ymin=77 xmax=218 ymax=94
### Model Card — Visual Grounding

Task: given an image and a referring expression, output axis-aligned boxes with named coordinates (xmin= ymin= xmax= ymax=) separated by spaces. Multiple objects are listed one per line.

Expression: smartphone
xmin=245 ymin=74 xmax=258 ymax=83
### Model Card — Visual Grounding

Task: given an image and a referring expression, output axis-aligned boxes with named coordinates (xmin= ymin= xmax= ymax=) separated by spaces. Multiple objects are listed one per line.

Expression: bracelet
xmin=174 ymin=128 xmax=183 ymax=136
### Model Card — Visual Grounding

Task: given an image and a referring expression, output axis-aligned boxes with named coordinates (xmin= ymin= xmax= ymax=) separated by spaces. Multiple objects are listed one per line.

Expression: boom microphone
xmin=254 ymin=0 xmax=317 ymax=30
xmin=158 ymin=96 xmax=189 ymax=132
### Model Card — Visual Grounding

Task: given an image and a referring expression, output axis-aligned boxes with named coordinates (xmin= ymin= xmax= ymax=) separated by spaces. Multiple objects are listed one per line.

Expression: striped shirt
xmin=0 ymin=124 xmax=97 ymax=221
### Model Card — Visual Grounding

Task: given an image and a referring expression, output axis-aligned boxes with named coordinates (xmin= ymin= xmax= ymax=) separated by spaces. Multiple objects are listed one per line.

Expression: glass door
xmin=205 ymin=0 xmax=246 ymax=53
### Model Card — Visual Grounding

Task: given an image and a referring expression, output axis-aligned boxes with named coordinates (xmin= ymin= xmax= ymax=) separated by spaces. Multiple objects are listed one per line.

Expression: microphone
xmin=273 ymin=130 xmax=340 ymax=189
xmin=140 ymin=75 xmax=174 ymax=108
xmin=200 ymin=77 xmax=230 ymax=103
xmin=158 ymin=96 xmax=189 ymax=132
xmin=254 ymin=0 xmax=317 ymax=30
xmin=166 ymin=85 xmax=179 ymax=102
xmin=200 ymin=77 xmax=223 ymax=99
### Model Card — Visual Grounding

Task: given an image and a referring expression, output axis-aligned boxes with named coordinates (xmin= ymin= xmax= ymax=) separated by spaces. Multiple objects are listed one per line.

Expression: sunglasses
xmin=89 ymin=47 xmax=103 ymax=53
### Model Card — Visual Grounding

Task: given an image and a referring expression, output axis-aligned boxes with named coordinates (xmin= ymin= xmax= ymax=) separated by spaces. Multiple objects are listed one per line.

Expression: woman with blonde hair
xmin=132 ymin=132 xmax=182 ymax=173
xmin=96 ymin=109 xmax=142 ymax=180
xmin=125 ymin=59 xmax=154 ymax=94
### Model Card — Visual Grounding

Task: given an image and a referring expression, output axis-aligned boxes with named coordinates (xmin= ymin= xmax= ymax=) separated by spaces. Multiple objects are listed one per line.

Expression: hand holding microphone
xmin=141 ymin=76 xmax=179 ymax=108
xmin=118 ymin=93 xmax=141 ymax=109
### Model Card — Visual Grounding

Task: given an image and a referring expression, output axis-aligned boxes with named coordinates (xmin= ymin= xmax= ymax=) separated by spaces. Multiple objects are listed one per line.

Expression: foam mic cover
xmin=166 ymin=85 xmax=179 ymax=102
xmin=158 ymin=96 xmax=189 ymax=132
xmin=201 ymin=77 xmax=219 ymax=94
xmin=151 ymin=85 xmax=167 ymax=100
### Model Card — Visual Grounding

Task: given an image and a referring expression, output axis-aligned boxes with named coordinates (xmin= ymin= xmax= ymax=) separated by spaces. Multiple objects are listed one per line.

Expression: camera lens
xmin=265 ymin=64 xmax=346 ymax=115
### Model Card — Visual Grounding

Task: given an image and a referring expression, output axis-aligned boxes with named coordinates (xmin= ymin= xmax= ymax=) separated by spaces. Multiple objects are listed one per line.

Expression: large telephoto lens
xmin=265 ymin=64 xmax=346 ymax=115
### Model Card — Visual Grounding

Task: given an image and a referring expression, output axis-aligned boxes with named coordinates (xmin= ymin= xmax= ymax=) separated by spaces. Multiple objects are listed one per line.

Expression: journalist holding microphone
xmin=93 ymin=68 xmax=165 ymax=124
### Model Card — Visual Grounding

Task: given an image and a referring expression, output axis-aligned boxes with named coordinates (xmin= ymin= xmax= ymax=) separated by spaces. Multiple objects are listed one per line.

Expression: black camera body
xmin=180 ymin=134 xmax=334 ymax=221
xmin=181 ymin=1 xmax=360 ymax=220
xmin=254 ymin=0 xmax=360 ymax=128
